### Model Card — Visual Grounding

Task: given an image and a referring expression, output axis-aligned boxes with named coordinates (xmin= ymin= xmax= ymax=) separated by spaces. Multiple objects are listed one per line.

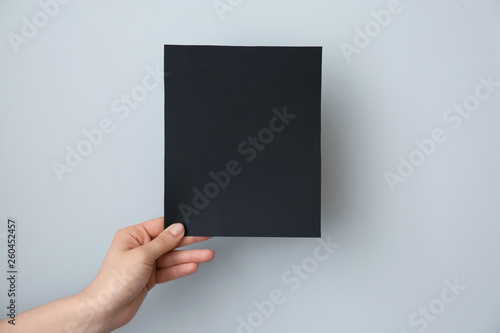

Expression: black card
xmin=164 ymin=45 xmax=322 ymax=237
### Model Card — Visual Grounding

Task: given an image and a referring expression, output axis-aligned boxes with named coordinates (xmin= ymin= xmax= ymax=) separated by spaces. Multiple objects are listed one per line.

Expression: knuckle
xmin=157 ymin=231 xmax=175 ymax=248
xmin=113 ymin=228 xmax=128 ymax=240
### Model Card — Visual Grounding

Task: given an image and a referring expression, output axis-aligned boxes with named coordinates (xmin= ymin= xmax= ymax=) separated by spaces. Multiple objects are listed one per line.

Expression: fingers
xmin=134 ymin=218 xmax=212 ymax=248
xmin=140 ymin=223 xmax=185 ymax=262
xmin=176 ymin=236 xmax=213 ymax=248
xmin=156 ymin=263 xmax=199 ymax=284
xmin=156 ymin=249 xmax=215 ymax=269
xmin=135 ymin=217 xmax=164 ymax=238
xmin=135 ymin=217 xmax=212 ymax=247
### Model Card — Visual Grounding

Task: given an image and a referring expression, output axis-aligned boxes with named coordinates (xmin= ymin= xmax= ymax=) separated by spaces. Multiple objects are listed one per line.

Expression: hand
xmin=0 ymin=217 xmax=214 ymax=333
xmin=79 ymin=217 xmax=214 ymax=332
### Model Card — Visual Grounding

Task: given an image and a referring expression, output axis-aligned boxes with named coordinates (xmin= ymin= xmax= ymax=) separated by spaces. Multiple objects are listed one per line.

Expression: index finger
xmin=176 ymin=236 xmax=213 ymax=248
xmin=138 ymin=218 xmax=213 ymax=247
xmin=135 ymin=217 xmax=164 ymax=238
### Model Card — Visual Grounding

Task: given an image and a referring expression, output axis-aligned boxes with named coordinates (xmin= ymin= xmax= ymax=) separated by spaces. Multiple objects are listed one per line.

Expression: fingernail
xmin=169 ymin=223 xmax=184 ymax=236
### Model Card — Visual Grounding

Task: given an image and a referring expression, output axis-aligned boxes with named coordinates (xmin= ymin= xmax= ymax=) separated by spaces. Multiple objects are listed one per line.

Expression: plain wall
xmin=1 ymin=1 xmax=500 ymax=332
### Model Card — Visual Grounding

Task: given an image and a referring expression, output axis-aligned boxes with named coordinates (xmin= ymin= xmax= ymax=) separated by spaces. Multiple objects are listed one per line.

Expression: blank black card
xmin=164 ymin=45 xmax=322 ymax=237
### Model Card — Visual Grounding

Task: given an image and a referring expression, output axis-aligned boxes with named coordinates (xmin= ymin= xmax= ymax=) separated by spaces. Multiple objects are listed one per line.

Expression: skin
xmin=0 ymin=217 xmax=214 ymax=332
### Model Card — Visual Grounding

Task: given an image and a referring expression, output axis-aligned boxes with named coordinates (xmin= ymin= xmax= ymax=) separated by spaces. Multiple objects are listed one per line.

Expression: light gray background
xmin=1 ymin=1 xmax=500 ymax=332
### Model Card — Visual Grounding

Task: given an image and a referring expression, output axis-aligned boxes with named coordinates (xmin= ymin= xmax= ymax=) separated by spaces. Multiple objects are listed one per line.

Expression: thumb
xmin=141 ymin=223 xmax=185 ymax=261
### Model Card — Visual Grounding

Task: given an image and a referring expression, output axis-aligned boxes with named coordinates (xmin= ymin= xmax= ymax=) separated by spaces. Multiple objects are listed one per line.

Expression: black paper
xmin=164 ymin=44 xmax=322 ymax=237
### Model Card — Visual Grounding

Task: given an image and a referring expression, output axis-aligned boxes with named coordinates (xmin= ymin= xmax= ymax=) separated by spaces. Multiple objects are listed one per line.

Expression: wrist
xmin=71 ymin=287 xmax=119 ymax=333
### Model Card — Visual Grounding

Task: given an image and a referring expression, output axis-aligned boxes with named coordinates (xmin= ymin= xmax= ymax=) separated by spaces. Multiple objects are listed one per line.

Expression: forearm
xmin=0 ymin=289 xmax=114 ymax=333
xmin=0 ymin=219 xmax=212 ymax=332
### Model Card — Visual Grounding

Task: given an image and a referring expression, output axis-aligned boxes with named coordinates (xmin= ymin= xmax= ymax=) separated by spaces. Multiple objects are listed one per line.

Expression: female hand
xmin=73 ymin=217 xmax=214 ymax=332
